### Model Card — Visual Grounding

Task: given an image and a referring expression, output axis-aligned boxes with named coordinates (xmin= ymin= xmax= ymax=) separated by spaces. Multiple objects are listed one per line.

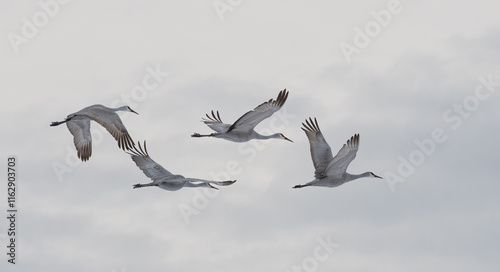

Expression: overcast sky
xmin=1 ymin=0 xmax=499 ymax=271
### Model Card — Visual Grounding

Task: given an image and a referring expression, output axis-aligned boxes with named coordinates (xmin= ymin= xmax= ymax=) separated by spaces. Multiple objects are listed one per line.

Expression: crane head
xmin=127 ymin=106 xmax=139 ymax=115
xmin=280 ymin=133 xmax=293 ymax=142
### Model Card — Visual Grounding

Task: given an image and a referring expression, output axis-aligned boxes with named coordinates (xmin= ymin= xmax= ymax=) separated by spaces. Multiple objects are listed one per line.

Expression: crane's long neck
xmin=253 ymin=132 xmax=281 ymax=140
xmin=112 ymin=106 xmax=128 ymax=112
xmin=345 ymin=172 xmax=372 ymax=182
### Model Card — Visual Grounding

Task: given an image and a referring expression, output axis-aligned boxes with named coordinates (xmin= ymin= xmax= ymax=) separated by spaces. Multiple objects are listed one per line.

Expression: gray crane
xmin=127 ymin=141 xmax=236 ymax=190
xmin=293 ymin=118 xmax=381 ymax=189
xmin=50 ymin=104 xmax=138 ymax=161
xmin=192 ymin=89 xmax=293 ymax=142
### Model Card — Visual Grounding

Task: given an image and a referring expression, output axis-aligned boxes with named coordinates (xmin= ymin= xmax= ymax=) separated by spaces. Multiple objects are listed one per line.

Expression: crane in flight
xmin=127 ymin=141 xmax=236 ymax=190
xmin=50 ymin=104 xmax=138 ymax=161
xmin=192 ymin=89 xmax=293 ymax=143
xmin=293 ymin=117 xmax=381 ymax=189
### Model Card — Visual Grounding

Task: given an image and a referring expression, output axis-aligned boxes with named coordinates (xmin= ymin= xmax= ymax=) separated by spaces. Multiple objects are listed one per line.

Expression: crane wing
xmin=301 ymin=118 xmax=334 ymax=179
xmin=228 ymin=89 xmax=288 ymax=134
xmin=188 ymin=178 xmax=237 ymax=187
xmin=66 ymin=116 xmax=92 ymax=161
xmin=325 ymin=134 xmax=360 ymax=180
xmin=201 ymin=110 xmax=231 ymax=133
xmin=127 ymin=141 xmax=174 ymax=183
xmin=83 ymin=108 xmax=135 ymax=151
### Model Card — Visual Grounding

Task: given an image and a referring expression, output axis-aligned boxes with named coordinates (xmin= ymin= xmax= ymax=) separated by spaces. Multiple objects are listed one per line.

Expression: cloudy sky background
xmin=1 ymin=0 xmax=499 ymax=271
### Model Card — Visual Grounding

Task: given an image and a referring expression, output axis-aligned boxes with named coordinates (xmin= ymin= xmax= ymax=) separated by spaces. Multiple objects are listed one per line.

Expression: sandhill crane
xmin=293 ymin=118 xmax=381 ymax=189
xmin=50 ymin=104 xmax=138 ymax=161
xmin=127 ymin=141 xmax=237 ymax=190
xmin=192 ymin=89 xmax=293 ymax=142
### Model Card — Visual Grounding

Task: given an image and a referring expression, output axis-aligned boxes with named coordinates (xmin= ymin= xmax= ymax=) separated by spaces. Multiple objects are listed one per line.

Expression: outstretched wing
xmin=66 ymin=116 xmax=92 ymax=161
xmin=188 ymin=178 xmax=237 ymax=187
xmin=325 ymin=134 xmax=360 ymax=180
xmin=201 ymin=110 xmax=231 ymax=133
xmin=301 ymin=118 xmax=334 ymax=179
xmin=83 ymin=108 xmax=135 ymax=151
xmin=127 ymin=141 xmax=174 ymax=183
xmin=228 ymin=89 xmax=289 ymax=133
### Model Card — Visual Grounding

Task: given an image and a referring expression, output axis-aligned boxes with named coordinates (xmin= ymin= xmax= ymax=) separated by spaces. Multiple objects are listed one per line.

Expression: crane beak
xmin=373 ymin=173 xmax=382 ymax=179
xmin=284 ymin=136 xmax=293 ymax=143
xmin=130 ymin=109 xmax=139 ymax=115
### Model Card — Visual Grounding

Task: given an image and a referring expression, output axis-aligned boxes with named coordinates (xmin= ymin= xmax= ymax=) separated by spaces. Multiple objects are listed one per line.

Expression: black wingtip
xmin=275 ymin=88 xmax=289 ymax=107
xmin=302 ymin=117 xmax=320 ymax=132
xmin=138 ymin=140 xmax=147 ymax=156
xmin=127 ymin=140 xmax=147 ymax=157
